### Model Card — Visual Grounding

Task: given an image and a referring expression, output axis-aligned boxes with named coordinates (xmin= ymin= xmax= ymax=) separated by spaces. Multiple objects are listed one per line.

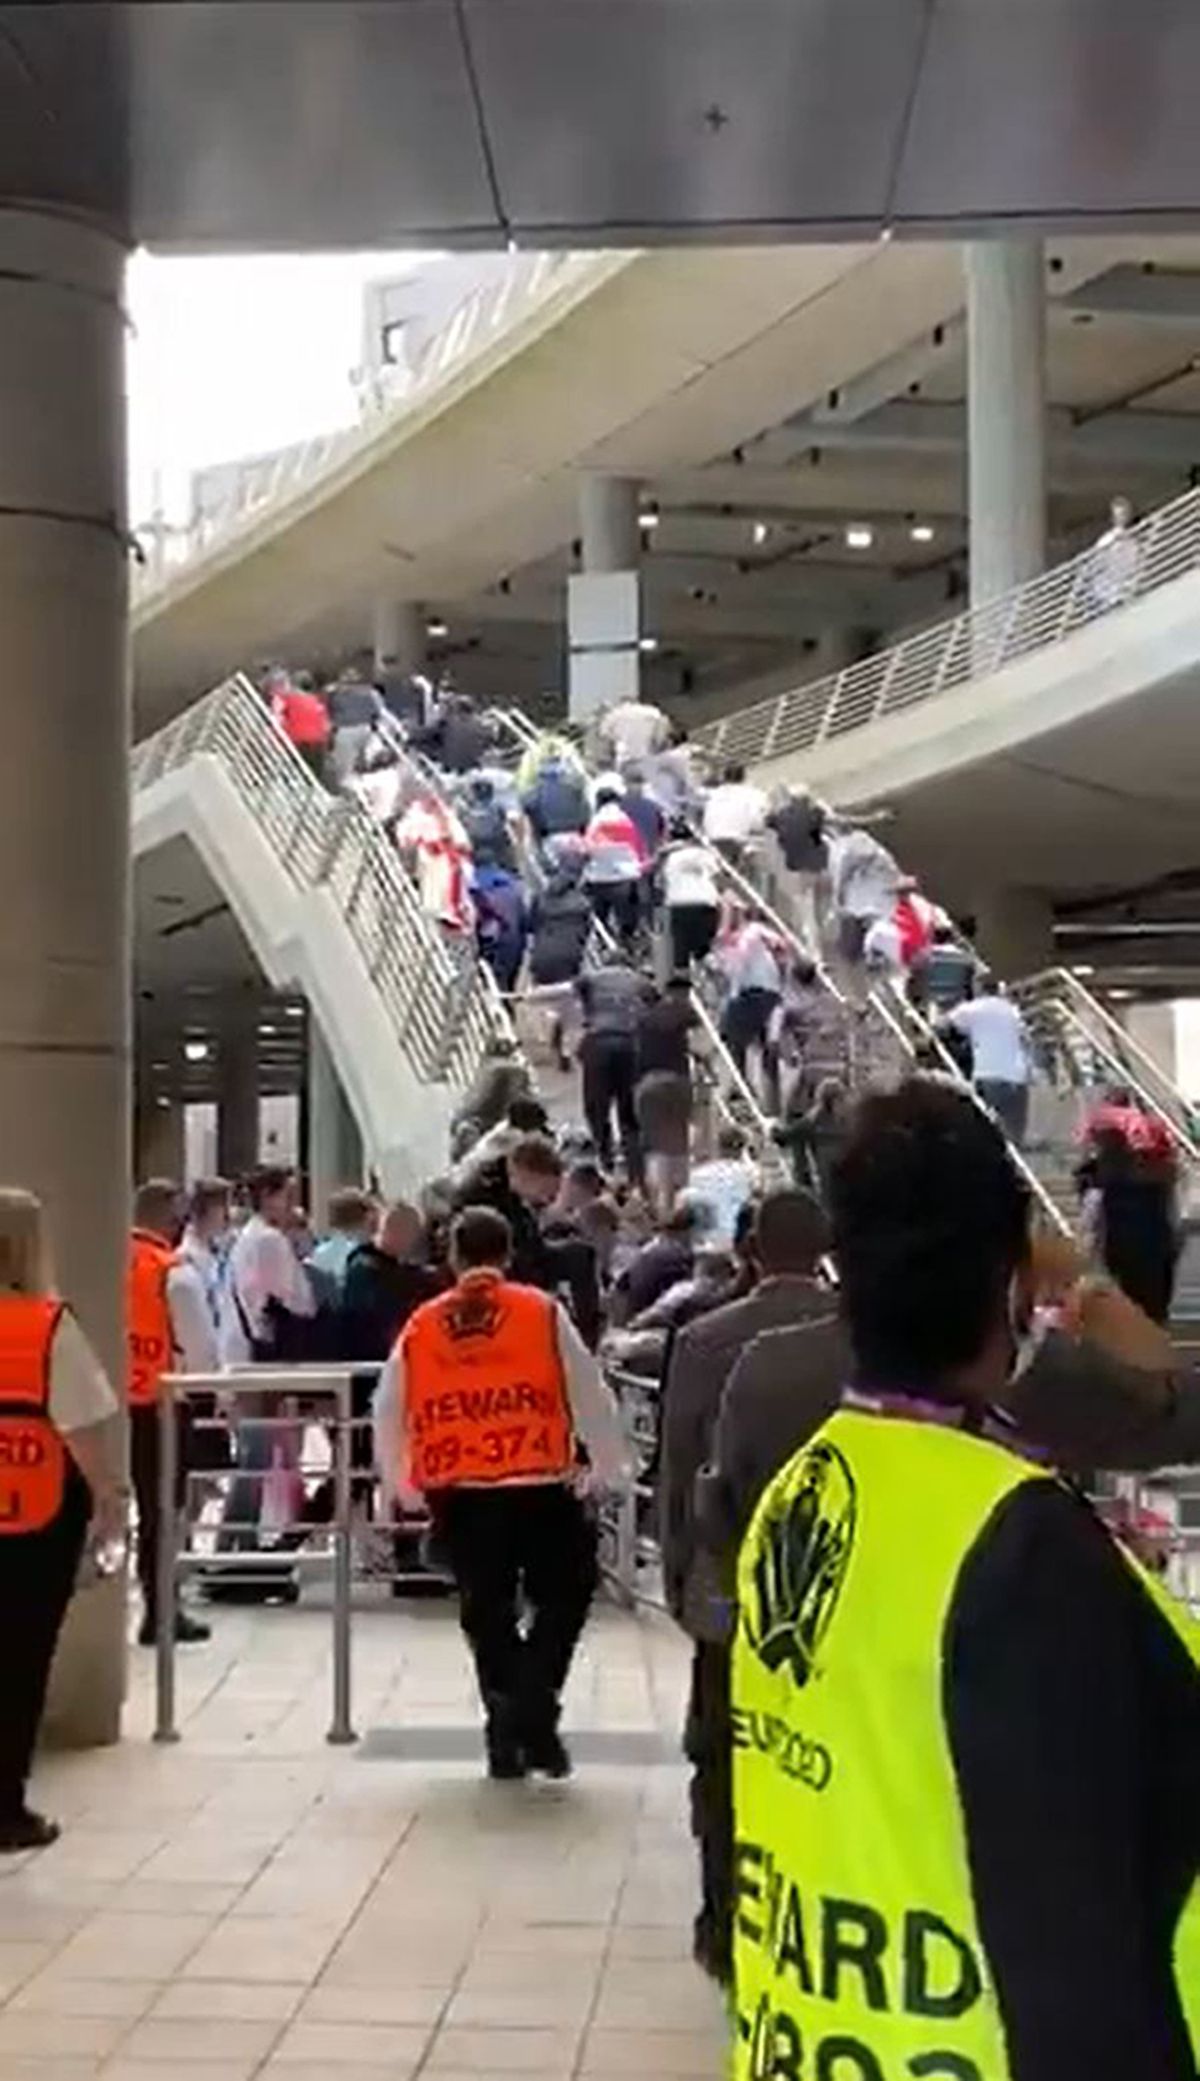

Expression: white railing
xmin=131 ymin=674 xmax=506 ymax=1094
xmin=695 ymin=484 xmax=1200 ymax=772
xmin=133 ymin=251 xmax=595 ymax=595
xmin=1014 ymin=969 xmax=1200 ymax=1171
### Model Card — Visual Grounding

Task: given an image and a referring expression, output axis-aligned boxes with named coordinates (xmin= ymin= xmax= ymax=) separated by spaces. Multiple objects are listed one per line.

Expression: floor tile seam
xmin=567 ymin=1794 xmax=641 ymax=2080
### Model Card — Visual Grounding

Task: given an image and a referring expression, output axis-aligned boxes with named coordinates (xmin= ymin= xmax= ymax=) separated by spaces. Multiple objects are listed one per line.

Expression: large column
xmin=307 ymin=1026 xmax=363 ymax=1225
xmin=973 ymin=887 xmax=1055 ymax=981
xmin=966 ymin=241 xmax=1047 ymax=608
xmin=0 ymin=212 xmax=129 ymax=1744
xmin=372 ymin=597 xmax=425 ymax=678
xmin=568 ymin=475 xmax=642 ymax=726
xmin=216 ymin=1000 xmax=260 ymax=1178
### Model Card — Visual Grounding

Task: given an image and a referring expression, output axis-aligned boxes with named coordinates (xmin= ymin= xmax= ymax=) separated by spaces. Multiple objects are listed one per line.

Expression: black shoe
xmin=523 ymin=1728 xmax=572 ymax=1779
xmin=0 ymin=1808 xmax=60 ymax=1853
xmin=485 ymin=1732 xmax=528 ymax=1781
xmin=692 ymin=1912 xmax=732 ymax=1987
xmin=138 ymin=1611 xmax=212 ymax=1646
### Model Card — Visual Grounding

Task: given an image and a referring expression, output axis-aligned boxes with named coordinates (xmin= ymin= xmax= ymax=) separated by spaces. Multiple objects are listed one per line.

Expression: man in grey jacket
xmin=658 ymin=1187 xmax=833 ymax=1982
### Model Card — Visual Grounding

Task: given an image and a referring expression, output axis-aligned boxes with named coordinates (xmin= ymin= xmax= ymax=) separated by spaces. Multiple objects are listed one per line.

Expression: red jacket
xmin=273 ymin=687 xmax=330 ymax=748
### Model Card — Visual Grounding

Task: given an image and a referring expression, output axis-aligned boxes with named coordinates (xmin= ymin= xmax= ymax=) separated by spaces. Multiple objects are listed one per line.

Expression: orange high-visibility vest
xmin=0 ymin=1294 xmax=67 ymax=1535
xmin=399 ymin=1269 xmax=574 ymax=1491
xmin=127 ymin=1229 xmax=178 ymax=1408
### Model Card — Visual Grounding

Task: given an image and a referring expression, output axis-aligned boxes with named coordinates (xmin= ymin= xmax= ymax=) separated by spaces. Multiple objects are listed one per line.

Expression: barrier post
xmin=153 ymin=1381 xmax=180 ymax=1744
xmin=327 ymin=1379 xmax=357 ymax=1745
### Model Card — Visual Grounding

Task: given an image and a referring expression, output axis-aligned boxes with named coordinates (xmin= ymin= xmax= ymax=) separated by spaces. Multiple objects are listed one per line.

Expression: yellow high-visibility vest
xmin=731 ymin=1407 xmax=1200 ymax=2080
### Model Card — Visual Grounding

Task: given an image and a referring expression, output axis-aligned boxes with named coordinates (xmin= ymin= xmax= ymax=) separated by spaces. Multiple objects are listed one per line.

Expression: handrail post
xmin=153 ymin=1381 xmax=180 ymax=1745
xmin=327 ymin=1379 xmax=356 ymax=1746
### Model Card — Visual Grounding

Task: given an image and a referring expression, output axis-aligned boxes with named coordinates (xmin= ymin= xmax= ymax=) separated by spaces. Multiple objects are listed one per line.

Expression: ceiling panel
xmin=895 ymin=0 xmax=1200 ymax=229
xmin=128 ymin=0 xmax=496 ymax=247
xmin=462 ymin=0 xmax=928 ymax=239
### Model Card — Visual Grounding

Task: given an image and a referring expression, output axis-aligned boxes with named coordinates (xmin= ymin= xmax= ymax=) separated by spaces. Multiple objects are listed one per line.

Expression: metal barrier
xmin=153 ymin=1368 xmax=358 ymax=1748
xmin=602 ymin=1366 xmax=665 ymax=1612
xmin=132 ymin=673 xmax=509 ymax=1104
xmin=693 ymin=479 xmax=1200 ymax=773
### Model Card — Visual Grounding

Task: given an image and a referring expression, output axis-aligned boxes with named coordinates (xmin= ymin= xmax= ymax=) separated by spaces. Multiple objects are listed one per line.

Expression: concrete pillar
xmin=373 ymin=597 xmax=425 ymax=677
xmin=307 ymin=1026 xmax=363 ymax=1228
xmin=569 ymin=475 xmax=641 ymax=725
xmin=0 ymin=211 xmax=129 ymax=1744
xmin=973 ymin=887 xmax=1055 ymax=981
xmin=216 ymin=1003 xmax=260 ymax=1178
xmin=966 ymin=241 xmax=1047 ymax=608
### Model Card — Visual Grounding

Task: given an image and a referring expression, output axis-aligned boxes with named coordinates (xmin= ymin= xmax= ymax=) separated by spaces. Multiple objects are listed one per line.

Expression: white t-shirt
xmin=221 ymin=1216 xmax=315 ymax=1363
xmin=602 ymin=700 xmax=669 ymax=767
xmin=167 ymin=1261 xmax=219 ymax=1374
xmin=48 ymin=1310 xmax=119 ymax=1434
xmin=703 ymin=781 xmax=767 ymax=846
xmin=687 ymin=1157 xmax=758 ymax=1248
xmin=662 ymin=843 xmax=719 ymax=910
xmin=948 ymin=996 xmax=1030 ymax=1084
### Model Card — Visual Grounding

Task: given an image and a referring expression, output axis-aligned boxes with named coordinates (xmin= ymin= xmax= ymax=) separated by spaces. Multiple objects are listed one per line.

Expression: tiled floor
xmin=1 ymin=1592 xmax=726 ymax=2078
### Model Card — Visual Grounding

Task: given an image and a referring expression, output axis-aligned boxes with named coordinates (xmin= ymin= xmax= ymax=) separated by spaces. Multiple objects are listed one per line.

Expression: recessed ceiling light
xmin=259 ymin=1023 xmax=278 ymax=1037
xmin=1107 ymin=987 xmax=1134 ymax=1001
xmin=909 ymin=522 xmax=935 ymax=544
xmin=752 ymin=520 xmax=769 ymax=546
xmin=845 ymin=523 xmax=874 ymax=550
xmin=285 ymin=1005 xmax=305 ymax=1019
xmin=638 ymin=504 xmax=660 ymax=532
xmin=1070 ymin=963 xmax=1096 ymax=978
xmin=183 ymin=1039 xmax=209 ymax=1063
xmin=426 ymin=618 xmax=448 ymax=638
xmin=639 ymin=635 xmax=659 ymax=653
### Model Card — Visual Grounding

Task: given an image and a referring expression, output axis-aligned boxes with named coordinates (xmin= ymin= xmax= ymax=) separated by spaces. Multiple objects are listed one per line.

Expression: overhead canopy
xmin=5 ymin=0 xmax=1200 ymax=250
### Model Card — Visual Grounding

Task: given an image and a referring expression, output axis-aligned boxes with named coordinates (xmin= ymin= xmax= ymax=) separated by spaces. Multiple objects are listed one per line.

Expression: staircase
xmin=131 ymin=674 xmax=510 ymax=1196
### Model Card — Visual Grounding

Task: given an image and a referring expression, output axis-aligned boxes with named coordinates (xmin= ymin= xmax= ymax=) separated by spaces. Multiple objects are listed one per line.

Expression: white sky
xmin=126 ymin=250 xmax=425 ymax=523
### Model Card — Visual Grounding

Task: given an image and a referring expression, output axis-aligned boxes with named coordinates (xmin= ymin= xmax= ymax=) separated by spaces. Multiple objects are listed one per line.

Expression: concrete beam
xmin=1065 ymin=265 xmax=1200 ymax=326
xmin=772 ymin=401 xmax=1200 ymax=471
xmin=813 ymin=316 xmax=966 ymax=425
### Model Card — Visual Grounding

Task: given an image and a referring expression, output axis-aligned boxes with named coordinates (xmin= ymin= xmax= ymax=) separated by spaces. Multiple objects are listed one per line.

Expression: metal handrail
xmin=133 ymin=252 xmax=602 ymax=595
xmin=132 ymin=673 xmax=508 ymax=1101
xmin=1014 ymin=969 xmax=1200 ymax=1168
xmin=694 ymin=483 xmax=1200 ymax=773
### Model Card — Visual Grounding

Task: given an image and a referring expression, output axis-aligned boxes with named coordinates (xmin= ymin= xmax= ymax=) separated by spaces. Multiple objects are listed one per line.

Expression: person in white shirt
xmin=945 ymin=981 xmax=1032 ymax=1147
xmin=702 ymin=762 xmax=767 ymax=866
xmin=598 ymin=695 xmax=670 ymax=771
xmin=221 ymin=1167 xmax=316 ymax=1365
xmin=1085 ymin=495 xmax=1140 ymax=614
xmin=826 ymin=823 xmax=901 ymax=964
xmin=217 ymin=1167 xmax=316 ymax=1574
xmin=688 ymin=1126 xmax=760 ymax=1249
xmin=179 ymin=1177 xmax=232 ymax=1340
xmin=717 ymin=908 xmax=784 ymax=1107
xmin=660 ymin=821 xmax=721 ymax=968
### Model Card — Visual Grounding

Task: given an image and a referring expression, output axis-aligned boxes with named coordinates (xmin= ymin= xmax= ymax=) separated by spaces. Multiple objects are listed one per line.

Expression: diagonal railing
xmin=1013 ymin=969 xmax=1200 ymax=1173
xmin=131 ymin=674 xmax=508 ymax=1097
xmin=133 ymin=251 xmax=609 ymax=596
xmin=694 ymin=482 xmax=1200 ymax=774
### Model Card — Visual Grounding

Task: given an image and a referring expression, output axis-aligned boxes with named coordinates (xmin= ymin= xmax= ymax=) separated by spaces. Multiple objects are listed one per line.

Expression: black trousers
xmin=0 ymin=1475 xmax=89 ymax=1819
xmin=431 ymin=1484 xmax=598 ymax=1736
xmin=587 ymin=879 xmax=640 ymax=944
xmin=668 ymin=903 xmax=719 ymax=970
xmin=129 ymin=1403 xmax=191 ymax=1622
xmin=580 ymin=1032 xmax=642 ymax=1177
xmin=684 ymin=1639 xmax=734 ymax=1972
